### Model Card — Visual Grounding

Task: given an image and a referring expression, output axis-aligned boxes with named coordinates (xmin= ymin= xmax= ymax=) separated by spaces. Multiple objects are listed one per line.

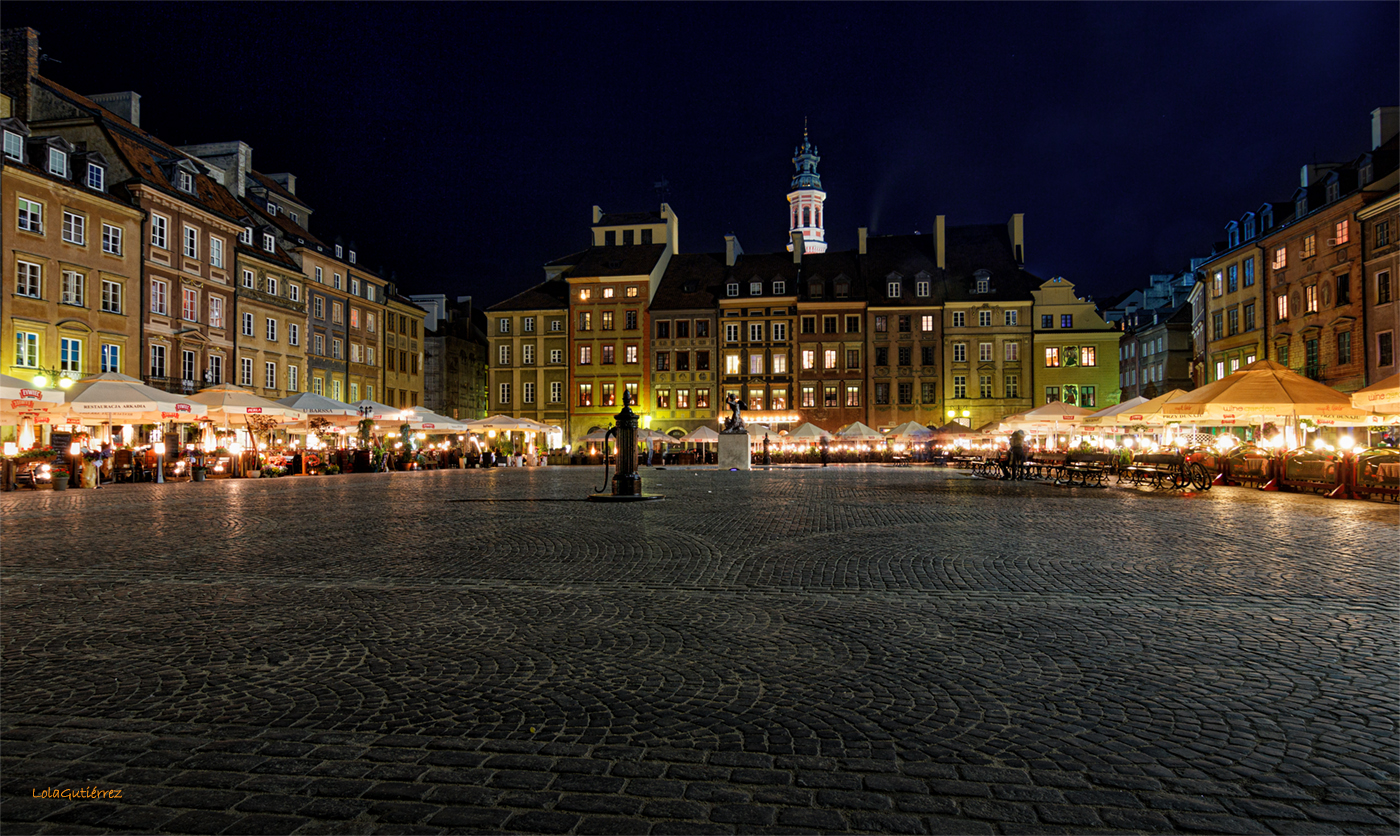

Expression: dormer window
xmin=1325 ymin=181 xmax=1339 ymax=203
xmin=726 ymin=282 xmax=739 ymax=297
xmin=86 ymin=163 xmax=105 ymax=191
xmin=773 ymin=280 xmax=785 ymax=295
xmin=809 ymin=281 xmax=824 ymax=298
xmin=749 ymin=281 xmax=762 ymax=296
xmin=263 ymin=233 xmax=275 ymax=252
xmin=835 ymin=279 xmax=849 ymax=299
xmin=49 ymin=148 xmax=68 ymax=178
xmin=1360 ymin=159 xmax=1374 ymax=186
xmin=1243 ymin=215 xmax=1256 ymax=239
xmin=1226 ymin=222 xmax=1239 ymax=248
xmin=349 ymin=250 xmax=356 ymax=264
xmin=239 ymin=226 xmax=252 ymax=244
xmin=177 ymin=170 xmax=194 ymax=193
xmin=1261 ymin=207 xmax=1273 ymax=230
xmin=335 ymin=244 xmax=343 ymax=259
xmin=2 ymin=131 xmax=22 ymax=161
xmin=267 ymin=202 xmax=277 ymax=216
xmin=974 ymin=270 xmax=991 ymax=294
xmin=1296 ymin=196 xmax=1307 ymax=217
xmin=887 ymin=281 xmax=901 ymax=298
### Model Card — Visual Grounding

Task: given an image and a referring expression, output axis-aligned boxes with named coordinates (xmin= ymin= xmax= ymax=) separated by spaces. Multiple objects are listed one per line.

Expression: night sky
xmin=5 ymin=2 xmax=1397 ymax=306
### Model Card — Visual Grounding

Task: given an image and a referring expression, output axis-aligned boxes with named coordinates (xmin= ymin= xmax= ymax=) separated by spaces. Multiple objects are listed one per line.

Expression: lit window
xmin=1080 ymin=346 xmax=1096 ymax=366
xmin=1301 ymin=235 xmax=1316 ymax=259
xmin=61 ymin=270 xmax=84 ymax=306
xmin=49 ymin=148 xmax=68 ymax=178
xmin=1045 ymin=347 xmax=1060 ymax=367
xmin=1272 ymin=247 xmax=1286 ymax=269
xmin=1060 ymin=314 xmax=1073 ymax=328
xmin=1334 ymin=220 xmax=1349 ymax=245
xmin=921 ymin=315 xmax=934 ymax=332
xmin=602 ymin=286 xmax=614 ymax=299
xmin=2 ymin=131 xmax=23 ymax=161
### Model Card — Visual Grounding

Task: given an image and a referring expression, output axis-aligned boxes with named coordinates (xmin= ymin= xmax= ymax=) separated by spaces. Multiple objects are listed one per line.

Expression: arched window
xmin=803 ymin=207 xmax=811 ymax=227
xmin=816 ymin=208 xmax=821 ymax=228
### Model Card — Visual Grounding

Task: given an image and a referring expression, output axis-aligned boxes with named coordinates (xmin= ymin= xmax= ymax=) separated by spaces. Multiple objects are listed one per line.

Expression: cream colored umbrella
xmin=1162 ymin=361 xmax=1367 ymax=425
xmin=1351 ymin=373 xmax=1399 ymax=414
xmin=680 ymin=425 xmax=720 ymax=443
xmin=1 ymin=373 xmax=67 ymax=435
xmin=397 ymin=407 xmax=471 ymax=433
xmin=60 ymin=372 xmax=207 ymax=423
xmin=1079 ymin=396 xmax=1149 ymax=427
xmin=835 ymin=421 xmax=885 ymax=439
xmin=886 ymin=420 xmax=933 ymax=442
xmin=787 ymin=422 xmax=833 ymax=441
xmin=276 ymin=392 xmax=360 ymax=426
xmin=191 ymin=383 xmax=306 ymax=424
xmin=1110 ymin=389 xmax=1192 ymax=427
xmin=347 ymin=399 xmax=400 ymax=421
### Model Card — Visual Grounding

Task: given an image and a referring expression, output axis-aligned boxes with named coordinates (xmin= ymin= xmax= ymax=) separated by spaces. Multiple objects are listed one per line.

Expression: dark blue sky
xmin=7 ymin=2 xmax=1397 ymax=305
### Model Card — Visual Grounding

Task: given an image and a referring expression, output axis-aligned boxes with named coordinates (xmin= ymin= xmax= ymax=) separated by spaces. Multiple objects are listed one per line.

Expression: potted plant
xmin=191 ymin=464 xmax=207 ymax=482
xmin=51 ymin=464 xmax=70 ymax=491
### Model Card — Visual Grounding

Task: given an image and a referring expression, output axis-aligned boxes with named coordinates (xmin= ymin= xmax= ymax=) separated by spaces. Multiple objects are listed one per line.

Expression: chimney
xmin=267 ymin=172 xmax=297 ymax=195
xmin=858 ymin=227 xmax=867 ymax=255
xmin=1373 ymin=106 xmax=1399 ymax=150
xmin=177 ymin=140 xmax=251 ymax=197
xmin=592 ymin=205 xmax=603 ymax=224
xmin=791 ymin=231 xmax=804 ymax=263
xmin=1 ymin=27 xmax=41 ymax=121
xmin=1006 ymin=213 xmax=1024 ymax=264
xmin=935 ymin=215 xmax=946 ymax=270
xmin=724 ymin=234 xmax=743 ymax=267
xmin=88 ymin=91 xmax=141 ymax=127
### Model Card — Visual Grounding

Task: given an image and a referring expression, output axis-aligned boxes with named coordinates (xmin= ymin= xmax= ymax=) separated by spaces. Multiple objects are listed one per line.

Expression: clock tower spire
xmin=787 ymin=121 xmax=827 ymax=254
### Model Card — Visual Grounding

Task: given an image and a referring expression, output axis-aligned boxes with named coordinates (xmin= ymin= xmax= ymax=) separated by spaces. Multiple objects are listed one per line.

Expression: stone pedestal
xmin=718 ymin=431 xmax=752 ymax=471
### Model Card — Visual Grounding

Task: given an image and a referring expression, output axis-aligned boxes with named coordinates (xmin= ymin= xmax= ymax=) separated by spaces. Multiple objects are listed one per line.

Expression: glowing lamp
xmin=59 ymin=376 xmax=74 ymax=389
xmin=31 ymin=373 xmax=49 ymax=388
xmin=70 ymin=441 xmax=82 ymax=455
xmin=230 ymin=443 xmax=244 ymax=455
xmin=1339 ymin=436 xmax=1355 ymax=451
xmin=3 ymin=442 xmax=15 ymax=457
xmin=1312 ymin=438 xmax=1327 ymax=451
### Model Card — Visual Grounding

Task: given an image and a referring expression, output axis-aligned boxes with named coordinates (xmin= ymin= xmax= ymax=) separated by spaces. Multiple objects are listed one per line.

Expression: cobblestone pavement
xmin=1 ymin=466 xmax=1396 ymax=835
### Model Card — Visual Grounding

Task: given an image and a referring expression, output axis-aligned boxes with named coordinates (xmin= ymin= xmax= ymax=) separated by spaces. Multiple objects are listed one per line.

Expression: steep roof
xmin=247 ymin=170 xmax=302 ymax=206
xmin=30 ymin=76 xmax=245 ymax=223
xmin=487 ymin=279 xmax=570 ymax=312
xmin=796 ymin=250 xmax=863 ymax=300
xmin=651 ymin=253 xmax=724 ymax=310
xmin=568 ymin=244 xmax=667 ymax=278
xmin=242 ymin=196 xmax=327 ymax=248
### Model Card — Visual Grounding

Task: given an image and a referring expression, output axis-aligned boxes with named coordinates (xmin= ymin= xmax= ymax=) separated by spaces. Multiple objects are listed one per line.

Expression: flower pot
xmin=52 ymin=473 xmax=69 ymax=491
xmin=192 ymin=469 xmax=206 ymax=482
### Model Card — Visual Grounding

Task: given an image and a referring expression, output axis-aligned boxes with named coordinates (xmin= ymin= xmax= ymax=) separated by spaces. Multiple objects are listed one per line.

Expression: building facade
xmin=1031 ymin=277 xmax=1119 ymax=409
xmin=232 ymin=235 xmax=306 ymax=399
xmin=383 ymin=289 xmax=426 ymax=409
xmin=648 ymin=252 xmax=722 ymax=438
xmin=2 ymin=114 xmax=144 ymax=389
xmin=1359 ymin=190 xmax=1399 ymax=384
xmin=412 ymin=294 xmax=489 ymax=421
xmin=486 ymin=280 xmax=570 ymax=429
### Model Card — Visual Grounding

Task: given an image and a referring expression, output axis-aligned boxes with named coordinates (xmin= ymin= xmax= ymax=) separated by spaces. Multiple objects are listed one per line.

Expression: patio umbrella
xmin=1078 ymin=396 xmax=1149 ymax=426
xmin=1111 ymin=389 xmax=1192 ymax=427
xmin=835 ymin=421 xmax=884 ymax=439
xmin=786 ymin=422 xmax=833 ymax=441
xmin=997 ymin=402 xmax=1096 ymax=431
xmin=276 ymin=392 xmax=360 ymax=426
xmin=1 ymin=372 xmax=66 ymax=426
xmin=746 ymin=424 xmax=782 ymax=443
xmin=1351 ymin=373 xmax=1399 ymax=414
xmin=1162 ymin=361 xmax=1367 ymax=425
xmin=60 ymin=372 xmax=208 ymax=424
xmin=398 ymin=407 xmax=471 ymax=433
xmin=191 ymin=383 xmax=306 ymax=424
xmin=886 ymin=420 xmax=933 ymax=442
xmin=465 ymin=414 xmax=547 ymax=432
xmin=346 ymin=399 xmax=400 ymax=421
xmin=680 ymin=425 xmax=720 ymax=444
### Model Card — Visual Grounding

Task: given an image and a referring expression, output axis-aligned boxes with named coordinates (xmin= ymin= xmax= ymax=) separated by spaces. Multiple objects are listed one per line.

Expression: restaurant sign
xmin=175 ymin=403 xmax=191 ymax=413
xmin=422 ymin=423 xmax=436 ymax=429
xmin=19 ymin=388 xmax=41 ymax=399
xmin=246 ymin=407 xmax=263 ymax=414
xmin=10 ymin=399 xmax=38 ymax=409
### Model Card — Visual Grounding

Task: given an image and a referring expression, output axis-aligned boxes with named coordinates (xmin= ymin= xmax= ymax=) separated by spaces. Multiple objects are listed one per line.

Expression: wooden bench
xmin=1055 ymin=453 xmax=1112 ymax=487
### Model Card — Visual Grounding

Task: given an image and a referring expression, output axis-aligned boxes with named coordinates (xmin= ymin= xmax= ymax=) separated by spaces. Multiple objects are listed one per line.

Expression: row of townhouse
xmin=1192 ymin=107 xmax=1399 ymax=391
xmin=488 ymin=202 xmax=1119 ymax=445
xmin=0 ymin=28 xmax=452 ymax=418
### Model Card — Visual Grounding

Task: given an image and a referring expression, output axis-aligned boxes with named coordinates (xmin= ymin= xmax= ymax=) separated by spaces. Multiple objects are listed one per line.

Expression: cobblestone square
xmin=2 ymin=467 xmax=1396 ymax=834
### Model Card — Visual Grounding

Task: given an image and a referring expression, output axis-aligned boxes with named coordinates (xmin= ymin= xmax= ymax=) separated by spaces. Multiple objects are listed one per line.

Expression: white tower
xmin=786 ymin=124 xmax=827 ymax=254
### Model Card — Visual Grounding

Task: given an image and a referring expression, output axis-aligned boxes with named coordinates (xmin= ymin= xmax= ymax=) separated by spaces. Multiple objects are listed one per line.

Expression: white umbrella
xmin=836 ymin=421 xmax=884 ymax=440
xmin=191 ymin=383 xmax=305 ymax=423
xmin=680 ymin=425 xmax=720 ymax=443
xmin=276 ymin=391 xmax=360 ymax=426
xmin=746 ymin=424 xmax=782 ymax=443
xmin=466 ymin=414 xmax=548 ymax=432
xmin=1078 ymin=396 xmax=1150 ymax=427
xmin=397 ymin=407 xmax=471 ymax=432
xmin=1 ymin=372 xmax=66 ymax=423
xmin=60 ymin=372 xmax=207 ymax=423
xmin=885 ymin=420 xmax=933 ymax=442
xmin=346 ymin=399 xmax=400 ymax=421
xmin=997 ymin=402 xmax=1096 ymax=432
xmin=787 ymin=422 xmax=833 ymax=441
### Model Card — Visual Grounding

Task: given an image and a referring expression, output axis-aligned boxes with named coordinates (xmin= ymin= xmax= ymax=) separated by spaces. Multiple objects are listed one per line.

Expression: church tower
xmin=786 ymin=124 xmax=827 ymax=254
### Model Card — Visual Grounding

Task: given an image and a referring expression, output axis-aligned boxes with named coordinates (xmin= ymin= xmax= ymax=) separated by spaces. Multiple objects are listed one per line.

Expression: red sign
xmin=247 ymin=407 xmax=263 ymax=414
xmin=176 ymin=403 xmax=191 ymax=413
xmin=10 ymin=400 xmax=37 ymax=409
xmin=422 ymin=423 xmax=436 ymax=429
xmin=161 ymin=412 xmax=178 ymax=419
xmin=20 ymin=388 xmax=41 ymax=399
xmin=1129 ymin=415 xmax=1144 ymax=421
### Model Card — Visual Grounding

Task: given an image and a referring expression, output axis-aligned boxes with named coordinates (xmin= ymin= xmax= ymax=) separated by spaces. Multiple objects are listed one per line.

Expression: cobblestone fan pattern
xmin=2 ymin=468 xmax=1396 ymax=835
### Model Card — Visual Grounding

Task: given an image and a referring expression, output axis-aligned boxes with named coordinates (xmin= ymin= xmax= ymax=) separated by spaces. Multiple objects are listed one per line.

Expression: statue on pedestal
xmin=722 ymin=393 xmax=747 ymax=433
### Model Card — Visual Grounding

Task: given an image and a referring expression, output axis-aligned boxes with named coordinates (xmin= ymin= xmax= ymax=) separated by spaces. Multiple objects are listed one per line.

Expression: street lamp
xmin=29 ymin=368 xmax=78 ymax=390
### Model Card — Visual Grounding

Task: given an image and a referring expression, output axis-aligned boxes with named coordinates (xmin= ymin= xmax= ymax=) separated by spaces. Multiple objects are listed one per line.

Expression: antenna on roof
xmin=654 ymin=177 xmax=670 ymax=199
xmin=40 ymin=54 xmax=61 ymax=64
